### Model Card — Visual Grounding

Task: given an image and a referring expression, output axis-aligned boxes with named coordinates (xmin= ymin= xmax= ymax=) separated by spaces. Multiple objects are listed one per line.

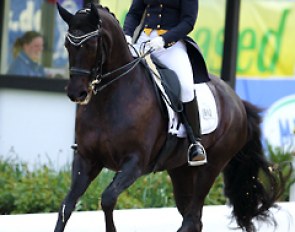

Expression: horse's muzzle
xmin=67 ymin=84 xmax=93 ymax=105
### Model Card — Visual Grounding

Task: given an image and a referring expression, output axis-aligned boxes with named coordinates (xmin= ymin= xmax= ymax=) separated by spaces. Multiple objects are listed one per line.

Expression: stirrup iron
xmin=187 ymin=142 xmax=207 ymax=166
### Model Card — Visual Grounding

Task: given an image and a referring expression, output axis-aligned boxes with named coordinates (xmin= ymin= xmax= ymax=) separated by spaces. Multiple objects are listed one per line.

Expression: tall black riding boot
xmin=183 ymin=96 xmax=207 ymax=166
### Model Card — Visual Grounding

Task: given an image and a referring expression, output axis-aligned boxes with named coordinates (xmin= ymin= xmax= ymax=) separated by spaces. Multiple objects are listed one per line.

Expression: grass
xmin=1 ymin=144 xmax=293 ymax=214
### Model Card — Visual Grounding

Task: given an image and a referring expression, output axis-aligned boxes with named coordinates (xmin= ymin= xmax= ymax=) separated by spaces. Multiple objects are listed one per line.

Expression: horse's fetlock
xmin=62 ymin=204 xmax=66 ymax=223
xmin=101 ymin=191 xmax=117 ymax=210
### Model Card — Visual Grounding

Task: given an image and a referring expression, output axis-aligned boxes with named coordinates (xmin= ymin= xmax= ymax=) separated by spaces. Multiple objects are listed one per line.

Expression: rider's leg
xmin=183 ymin=96 xmax=207 ymax=166
xmin=152 ymin=39 xmax=207 ymax=166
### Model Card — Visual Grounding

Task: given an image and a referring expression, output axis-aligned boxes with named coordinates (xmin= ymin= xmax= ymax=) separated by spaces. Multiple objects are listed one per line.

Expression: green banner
xmin=101 ymin=0 xmax=295 ymax=78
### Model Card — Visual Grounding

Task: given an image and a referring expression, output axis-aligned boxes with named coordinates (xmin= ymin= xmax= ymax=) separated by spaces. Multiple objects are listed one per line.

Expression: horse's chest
xmin=77 ymin=122 xmax=117 ymax=152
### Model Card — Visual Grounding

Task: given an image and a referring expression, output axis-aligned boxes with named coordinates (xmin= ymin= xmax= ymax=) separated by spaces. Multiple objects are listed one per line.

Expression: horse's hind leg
xmin=101 ymin=156 xmax=142 ymax=232
xmin=54 ymin=153 xmax=102 ymax=232
xmin=168 ymin=165 xmax=219 ymax=232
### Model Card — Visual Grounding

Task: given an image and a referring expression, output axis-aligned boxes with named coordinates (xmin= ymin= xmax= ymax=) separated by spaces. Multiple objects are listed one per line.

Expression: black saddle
xmin=184 ymin=37 xmax=211 ymax=84
xmin=151 ymin=55 xmax=183 ymax=113
xmin=143 ymin=38 xmax=210 ymax=114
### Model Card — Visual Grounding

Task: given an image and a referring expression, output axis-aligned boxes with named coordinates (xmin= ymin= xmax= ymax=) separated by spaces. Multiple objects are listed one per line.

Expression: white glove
xmin=148 ymin=36 xmax=165 ymax=51
xmin=125 ymin=35 xmax=132 ymax=44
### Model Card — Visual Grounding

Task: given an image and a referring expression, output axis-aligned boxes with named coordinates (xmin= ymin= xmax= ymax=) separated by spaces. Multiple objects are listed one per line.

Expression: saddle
xmin=147 ymin=55 xmax=183 ymax=113
xmin=144 ymin=37 xmax=211 ymax=114
xmin=184 ymin=37 xmax=211 ymax=84
xmin=141 ymin=46 xmax=218 ymax=171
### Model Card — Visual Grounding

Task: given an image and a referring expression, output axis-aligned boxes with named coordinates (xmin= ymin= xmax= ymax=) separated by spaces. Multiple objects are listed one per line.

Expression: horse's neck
xmin=104 ymin=39 xmax=133 ymax=72
xmin=90 ymin=55 xmax=148 ymax=114
xmin=101 ymin=33 xmax=142 ymax=91
xmin=100 ymin=14 xmax=133 ymax=71
xmin=90 ymin=21 xmax=151 ymax=110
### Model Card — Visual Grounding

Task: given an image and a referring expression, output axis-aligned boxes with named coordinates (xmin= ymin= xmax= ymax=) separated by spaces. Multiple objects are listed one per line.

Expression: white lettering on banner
xmin=9 ymin=0 xmax=41 ymax=32
xmin=263 ymin=95 xmax=295 ymax=151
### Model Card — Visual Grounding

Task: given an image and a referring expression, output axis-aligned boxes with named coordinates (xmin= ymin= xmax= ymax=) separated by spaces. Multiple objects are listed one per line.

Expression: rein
xmin=91 ymin=41 xmax=153 ymax=93
xmin=91 ymin=55 xmax=144 ymax=93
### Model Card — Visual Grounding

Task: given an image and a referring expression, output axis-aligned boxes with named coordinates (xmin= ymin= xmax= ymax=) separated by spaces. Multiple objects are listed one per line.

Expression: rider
xmin=123 ymin=0 xmax=207 ymax=166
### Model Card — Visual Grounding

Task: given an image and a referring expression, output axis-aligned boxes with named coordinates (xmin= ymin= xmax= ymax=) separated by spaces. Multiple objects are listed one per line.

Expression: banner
xmin=53 ymin=0 xmax=83 ymax=67
xmin=101 ymin=0 xmax=295 ymax=78
xmin=263 ymin=94 xmax=295 ymax=151
xmin=236 ymin=0 xmax=295 ymax=77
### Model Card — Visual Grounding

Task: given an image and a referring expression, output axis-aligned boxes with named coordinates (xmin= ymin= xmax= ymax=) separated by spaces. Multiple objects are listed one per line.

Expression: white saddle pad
xmin=144 ymin=55 xmax=218 ymax=138
xmin=167 ymin=83 xmax=219 ymax=138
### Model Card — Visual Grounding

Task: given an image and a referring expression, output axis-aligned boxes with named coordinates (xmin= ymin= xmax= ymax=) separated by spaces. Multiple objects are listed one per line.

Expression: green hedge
xmin=0 ymin=156 xmax=227 ymax=215
xmin=0 ymin=157 xmax=70 ymax=214
xmin=0 ymin=146 xmax=293 ymax=215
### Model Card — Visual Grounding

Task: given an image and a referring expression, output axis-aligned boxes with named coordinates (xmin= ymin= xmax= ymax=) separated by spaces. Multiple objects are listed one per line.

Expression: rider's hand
xmin=148 ymin=36 xmax=165 ymax=51
xmin=125 ymin=35 xmax=132 ymax=44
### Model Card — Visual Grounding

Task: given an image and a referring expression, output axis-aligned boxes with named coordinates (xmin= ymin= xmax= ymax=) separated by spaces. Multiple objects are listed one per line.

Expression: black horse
xmin=55 ymin=3 xmax=285 ymax=232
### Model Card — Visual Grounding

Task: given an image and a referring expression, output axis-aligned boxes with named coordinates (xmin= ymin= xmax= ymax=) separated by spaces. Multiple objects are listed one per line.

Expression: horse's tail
xmin=223 ymin=100 xmax=285 ymax=232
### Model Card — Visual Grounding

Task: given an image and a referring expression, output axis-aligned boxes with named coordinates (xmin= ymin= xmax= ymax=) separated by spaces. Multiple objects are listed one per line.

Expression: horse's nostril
xmin=67 ymin=90 xmax=88 ymax=102
xmin=79 ymin=91 xmax=88 ymax=100
xmin=67 ymin=93 xmax=76 ymax=102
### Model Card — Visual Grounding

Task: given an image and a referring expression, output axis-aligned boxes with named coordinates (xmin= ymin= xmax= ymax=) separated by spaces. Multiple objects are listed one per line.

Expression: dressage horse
xmin=55 ymin=3 xmax=285 ymax=232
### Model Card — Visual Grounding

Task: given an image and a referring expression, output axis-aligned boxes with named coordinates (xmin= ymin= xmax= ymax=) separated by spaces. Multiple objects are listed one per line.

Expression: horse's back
xmin=208 ymin=74 xmax=246 ymax=122
xmin=203 ymin=75 xmax=248 ymax=158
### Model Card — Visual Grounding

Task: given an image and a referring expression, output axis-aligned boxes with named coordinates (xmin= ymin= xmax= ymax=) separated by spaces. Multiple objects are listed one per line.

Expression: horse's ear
xmin=57 ymin=2 xmax=73 ymax=26
xmin=90 ymin=3 xmax=101 ymax=28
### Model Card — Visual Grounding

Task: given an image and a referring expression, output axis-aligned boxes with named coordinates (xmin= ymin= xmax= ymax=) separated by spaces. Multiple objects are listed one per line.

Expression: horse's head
xmin=57 ymin=3 xmax=104 ymax=104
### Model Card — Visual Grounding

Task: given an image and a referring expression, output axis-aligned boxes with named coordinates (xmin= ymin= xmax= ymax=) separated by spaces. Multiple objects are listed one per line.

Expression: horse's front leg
xmin=101 ymin=156 xmax=142 ymax=232
xmin=54 ymin=152 xmax=102 ymax=232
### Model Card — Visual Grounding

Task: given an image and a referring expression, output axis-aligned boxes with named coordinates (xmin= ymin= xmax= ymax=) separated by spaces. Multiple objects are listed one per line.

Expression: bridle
xmin=66 ymin=18 xmax=105 ymax=92
xmin=66 ymin=17 xmax=149 ymax=94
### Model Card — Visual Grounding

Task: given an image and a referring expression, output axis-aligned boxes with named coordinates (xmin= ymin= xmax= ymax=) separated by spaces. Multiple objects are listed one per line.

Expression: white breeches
xmin=135 ymin=31 xmax=195 ymax=103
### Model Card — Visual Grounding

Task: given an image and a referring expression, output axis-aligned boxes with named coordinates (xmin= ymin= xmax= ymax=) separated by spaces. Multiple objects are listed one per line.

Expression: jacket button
xmin=157 ymin=25 xmax=161 ymax=29
xmin=158 ymin=14 xmax=162 ymax=18
xmin=168 ymin=42 xmax=175 ymax=47
xmin=160 ymin=4 xmax=163 ymax=8
xmin=147 ymin=13 xmax=150 ymax=17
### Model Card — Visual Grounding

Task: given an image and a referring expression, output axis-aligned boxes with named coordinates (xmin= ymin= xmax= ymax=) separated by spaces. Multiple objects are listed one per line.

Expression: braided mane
xmin=85 ymin=3 xmax=119 ymax=23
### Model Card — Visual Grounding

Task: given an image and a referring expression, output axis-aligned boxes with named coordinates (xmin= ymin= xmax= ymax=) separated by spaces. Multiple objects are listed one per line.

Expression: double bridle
xmin=66 ymin=19 xmax=148 ymax=94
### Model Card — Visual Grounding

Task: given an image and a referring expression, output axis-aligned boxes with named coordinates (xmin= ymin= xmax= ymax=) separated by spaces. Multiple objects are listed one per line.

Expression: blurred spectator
xmin=7 ymin=31 xmax=46 ymax=77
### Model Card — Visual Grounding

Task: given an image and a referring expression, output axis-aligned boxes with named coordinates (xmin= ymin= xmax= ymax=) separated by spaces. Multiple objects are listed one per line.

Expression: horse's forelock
xmin=84 ymin=3 xmax=119 ymax=24
xmin=68 ymin=3 xmax=119 ymax=32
